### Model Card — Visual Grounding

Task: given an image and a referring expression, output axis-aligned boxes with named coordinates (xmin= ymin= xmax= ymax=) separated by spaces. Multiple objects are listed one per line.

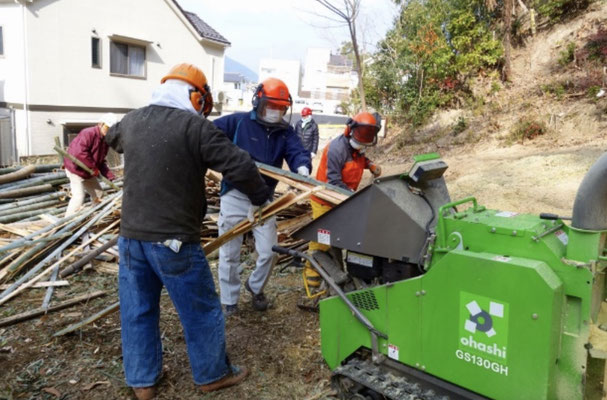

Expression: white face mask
xmin=302 ymin=116 xmax=312 ymax=123
xmin=349 ymin=138 xmax=365 ymax=150
xmin=262 ymin=108 xmax=283 ymax=124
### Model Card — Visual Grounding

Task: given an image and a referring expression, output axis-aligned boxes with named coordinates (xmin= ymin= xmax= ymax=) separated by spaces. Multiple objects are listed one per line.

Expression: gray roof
xmin=183 ymin=11 xmax=231 ymax=46
xmin=224 ymin=72 xmax=246 ymax=83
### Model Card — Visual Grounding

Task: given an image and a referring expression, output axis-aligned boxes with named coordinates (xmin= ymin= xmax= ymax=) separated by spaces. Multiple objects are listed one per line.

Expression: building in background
xmin=0 ymin=0 xmax=230 ymax=163
xmin=221 ymin=72 xmax=253 ymax=111
xmin=258 ymin=58 xmax=301 ymax=99
xmin=301 ymin=48 xmax=357 ymax=109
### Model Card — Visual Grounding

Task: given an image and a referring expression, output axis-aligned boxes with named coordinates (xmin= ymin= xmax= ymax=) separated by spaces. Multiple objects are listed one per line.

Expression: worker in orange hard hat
xmin=106 ymin=63 xmax=270 ymax=399
xmin=303 ymin=111 xmax=382 ymax=295
xmin=213 ymin=77 xmax=312 ymax=317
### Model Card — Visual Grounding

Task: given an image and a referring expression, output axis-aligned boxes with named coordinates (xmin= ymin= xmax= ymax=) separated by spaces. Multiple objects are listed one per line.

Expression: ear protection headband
xmin=251 ymin=83 xmax=264 ymax=110
xmin=344 ymin=118 xmax=355 ymax=137
xmin=251 ymin=83 xmax=293 ymax=111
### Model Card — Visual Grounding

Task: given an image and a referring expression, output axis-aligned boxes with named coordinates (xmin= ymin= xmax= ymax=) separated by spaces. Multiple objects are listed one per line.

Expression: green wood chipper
xmin=273 ymin=153 xmax=607 ymax=399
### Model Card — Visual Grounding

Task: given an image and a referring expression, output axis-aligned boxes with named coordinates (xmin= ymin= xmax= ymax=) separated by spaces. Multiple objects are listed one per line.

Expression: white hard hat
xmin=99 ymin=113 xmax=118 ymax=127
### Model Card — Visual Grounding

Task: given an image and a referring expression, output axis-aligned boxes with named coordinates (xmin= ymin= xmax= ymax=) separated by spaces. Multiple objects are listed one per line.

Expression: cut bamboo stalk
xmin=60 ymin=236 xmax=118 ymax=278
xmin=0 ymin=290 xmax=106 ymax=328
xmin=0 ymin=223 xmax=30 ymax=237
xmin=0 ymin=280 xmax=69 ymax=289
xmin=0 ymin=165 xmax=35 ymax=185
xmin=203 ymin=188 xmax=319 ymax=255
xmin=0 ymin=184 xmax=55 ymax=199
xmin=0 ymin=192 xmax=64 ymax=212
xmin=53 ymin=301 xmax=119 ymax=337
xmin=53 ymin=146 xmax=119 ymax=191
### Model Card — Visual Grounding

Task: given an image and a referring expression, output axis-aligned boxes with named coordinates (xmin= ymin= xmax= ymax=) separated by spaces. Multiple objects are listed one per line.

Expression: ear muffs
xmin=190 ymin=90 xmax=203 ymax=111
xmin=251 ymin=84 xmax=263 ymax=110
xmin=189 ymin=84 xmax=213 ymax=117
xmin=344 ymin=118 xmax=355 ymax=137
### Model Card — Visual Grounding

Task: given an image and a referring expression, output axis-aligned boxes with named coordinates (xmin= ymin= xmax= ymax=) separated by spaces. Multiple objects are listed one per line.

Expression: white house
xmin=0 ymin=0 xmax=230 ymax=164
xmin=258 ymin=58 xmax=301 ymax=99
xmin=302 ymin=47 xmax=356 ymax=101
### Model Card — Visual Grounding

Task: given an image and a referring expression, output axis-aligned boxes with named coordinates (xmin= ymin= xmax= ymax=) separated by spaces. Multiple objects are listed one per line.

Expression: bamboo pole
xmin=0 ymin=165 xmax=35 ymax=184
xmin=0 ymin=290 xmax=106 ymax=328
xmin=60 ymin=236 xmax=118 ymax=278
xmin=203 ymin=188 xmax=318 ymax=255
xmin=53 ymin=146 xmax=119 ymax=191
xmin=0 ymin=172 xmax=66 ymax=192
xmin=53 ymin=301 xmax=119 ymax=337
xmin=0 ymin=192 xmax=64 ymax=212
xmin=0 ymin=184 xmax=55 ymax=199
xmin=0 ymin=199 xmax=62 ymax=218
xmin=0 ymin=203 xmax=66 ymax=224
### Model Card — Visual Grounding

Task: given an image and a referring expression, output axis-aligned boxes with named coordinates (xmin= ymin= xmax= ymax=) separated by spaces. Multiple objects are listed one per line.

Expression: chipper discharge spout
xmin=279 ymin=153 xmax=607 ymax=400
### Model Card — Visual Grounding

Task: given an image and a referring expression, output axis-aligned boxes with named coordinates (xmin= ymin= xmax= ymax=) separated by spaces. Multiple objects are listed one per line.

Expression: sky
xmin=177 ymin=0 xmax=400 ymax=74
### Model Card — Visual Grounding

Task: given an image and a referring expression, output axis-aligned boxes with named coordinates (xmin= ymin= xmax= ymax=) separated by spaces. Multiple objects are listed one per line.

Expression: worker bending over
xmin=305 ymin=112 xmax=382 ymax=288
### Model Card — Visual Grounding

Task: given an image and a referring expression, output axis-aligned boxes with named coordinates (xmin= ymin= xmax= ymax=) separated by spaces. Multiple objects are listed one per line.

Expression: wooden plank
xmin=260 ymin=169 xmax=348 ymax=205
xmin=0 ymin=223 xmax=31 ymax=237
xmin=0 ymin=290 xmax=106 ymax=327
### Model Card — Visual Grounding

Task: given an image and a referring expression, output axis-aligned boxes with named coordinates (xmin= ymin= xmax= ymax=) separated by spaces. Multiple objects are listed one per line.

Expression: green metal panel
xmin=320 ymin=285 xmax=389 ymax=369
xmin=420 ymin=251 xmax=563 ymax=400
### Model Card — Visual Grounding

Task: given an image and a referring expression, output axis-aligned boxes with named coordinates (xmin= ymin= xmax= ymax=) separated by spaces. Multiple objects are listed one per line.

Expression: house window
xmin=91 ymin=37 xmax=100 ymax=68
xmin=0 ymin=26 xmax=4 ymax=56
xmin=110 ymin=41 xmax=145 ymax=77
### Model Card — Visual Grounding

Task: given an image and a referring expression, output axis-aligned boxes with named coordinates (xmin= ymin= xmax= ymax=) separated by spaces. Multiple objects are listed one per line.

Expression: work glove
xmin=369 ymin=163 xmax=382 ymax=178
xmin=247 ymin=200 xmax=271 ymax=224
xmin=311 ymin=152 xmax=316 ymax=158
xmin=297 ymin=166 xmax=310 ymax=177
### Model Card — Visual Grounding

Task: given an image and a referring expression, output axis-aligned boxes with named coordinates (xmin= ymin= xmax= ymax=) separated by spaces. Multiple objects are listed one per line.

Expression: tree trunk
xmin=349 ymin=22 xmax=367 ymax=111
xmin=503 ymin=0 xmax=513 ymax=81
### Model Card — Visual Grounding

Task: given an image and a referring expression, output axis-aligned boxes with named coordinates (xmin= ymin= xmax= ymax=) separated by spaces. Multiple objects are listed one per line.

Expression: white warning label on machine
xmin=555 ymin=230 xmax=568 ymax=245
xmin=495 ymin=211 xmax=519 ymax=218
xmin=388 ymin=344 xmax=399 ymax=360
xmin=317 ymin=229 xmax=331 ymax=245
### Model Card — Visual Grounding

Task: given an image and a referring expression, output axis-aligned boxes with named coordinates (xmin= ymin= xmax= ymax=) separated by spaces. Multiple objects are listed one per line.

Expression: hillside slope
xmin=371 ymin=1 xmax=607 ymax=216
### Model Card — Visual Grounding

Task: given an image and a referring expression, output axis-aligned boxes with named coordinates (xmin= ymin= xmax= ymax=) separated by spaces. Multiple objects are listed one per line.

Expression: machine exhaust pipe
xmin=572 ymin=152 xmax=607 ymax=231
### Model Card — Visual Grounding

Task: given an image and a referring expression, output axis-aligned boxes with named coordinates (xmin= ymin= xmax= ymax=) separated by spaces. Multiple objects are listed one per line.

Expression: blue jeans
xmin=118 ymin=237 xmax=230 ymax=387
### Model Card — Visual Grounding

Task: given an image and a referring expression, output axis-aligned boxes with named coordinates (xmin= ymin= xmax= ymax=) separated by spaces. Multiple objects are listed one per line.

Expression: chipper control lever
xmin=540 ymin=212 xmax=572 ymax=220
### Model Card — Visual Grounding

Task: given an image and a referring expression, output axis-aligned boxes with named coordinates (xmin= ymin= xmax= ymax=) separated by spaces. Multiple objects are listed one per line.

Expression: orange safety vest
xmin=312 ymin=139 xmax=368 ymax=206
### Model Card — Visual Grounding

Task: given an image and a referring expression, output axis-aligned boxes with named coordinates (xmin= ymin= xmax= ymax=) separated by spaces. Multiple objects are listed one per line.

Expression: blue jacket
xmin=214 ymin=111 xmax=312 ymax=198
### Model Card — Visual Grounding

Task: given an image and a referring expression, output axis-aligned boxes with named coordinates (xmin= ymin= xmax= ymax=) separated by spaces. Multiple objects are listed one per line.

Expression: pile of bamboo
xmin=0 ymin=164 xmax=70 ymax=223
xmin=0 ymin=162 xmax=350 ymax=331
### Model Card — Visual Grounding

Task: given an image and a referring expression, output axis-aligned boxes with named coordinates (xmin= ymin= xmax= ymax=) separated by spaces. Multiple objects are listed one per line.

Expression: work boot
xmin=132 ymin=386 xmax=156 ymax=400
xmin=304 ymin=264 xmax=322 ymax=288
xmin=222 ymin=304 xmax=238 ymax=317
xmin=200 ymin=365 xmax=249 ymax=393
xmin=245 ymin=279 xmax=268 ymax=311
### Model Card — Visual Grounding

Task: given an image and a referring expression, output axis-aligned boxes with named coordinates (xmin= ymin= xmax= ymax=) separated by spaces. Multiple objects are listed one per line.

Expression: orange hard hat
xmin=253 ymin=77 xmax=292 ymax=109
xmin=345 ymin=112 xmax=380 ymax=146
xmin=301 ymin=107 xmax=312 ymax=117
xmin=161 ymin=63 xmax=213 ymax=116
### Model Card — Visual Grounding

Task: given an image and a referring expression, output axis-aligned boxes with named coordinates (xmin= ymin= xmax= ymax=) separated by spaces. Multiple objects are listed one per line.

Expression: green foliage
xmin=509 ymin=119 xmax=547 ymax=143
xmin=540 ymin=80 xmax=574 ymax=99
xmin=531 ymin=0 xmax=591 ymax=22
xmin=452 ymin=116 xmax=468 ymax=135
xmin=587 ymin=85 xmax=602 ymax=98
xmin=558 ymin=42 xmax=576 ymax=66
xmin=490 ymin=81 xmax=501 ymax=95
xmin=364 ymin=0 xmax=502 ymax=127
